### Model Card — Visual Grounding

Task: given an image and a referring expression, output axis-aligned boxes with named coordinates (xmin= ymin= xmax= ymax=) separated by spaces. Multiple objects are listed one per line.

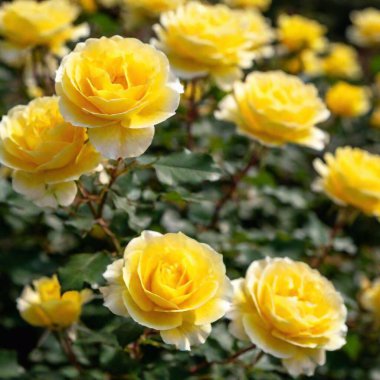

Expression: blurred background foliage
xmin=0 ymin=0 xmax=380 ymax=379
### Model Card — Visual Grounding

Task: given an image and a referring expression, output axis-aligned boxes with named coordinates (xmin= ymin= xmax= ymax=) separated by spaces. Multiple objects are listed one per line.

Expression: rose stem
xmin=185 ymin=79 xmax=199 ymax=150
xmin=76 ymin=183 xmax=121 ymax=254
xmin=189 ymin=344 xmax=259 ymax=374
xmin=311 ymin=208 xmax=348 ymax=268
xmin=96 ymin=157 xmax=124 ymax=219
xmin=54 ymin=330 xmax=83 ymax=373
xmin=209 ymin=146 xmax=264 ymax=229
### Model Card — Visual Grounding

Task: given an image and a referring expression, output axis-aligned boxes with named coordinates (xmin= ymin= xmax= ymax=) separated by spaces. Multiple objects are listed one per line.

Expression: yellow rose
xmin=0 ymin=96 xmax=101 ymax=208
xmin=56 ymin=36 xmax=182 ymax=159
xmin=152 ymin=2 xmax=273 ymax=90
xmin=278 ymin=14 xmax=327 ymax=53
xmin=224 ymin=0 xmax=271 ymax=11
xmin=101 ymin=231 xmax=232 ymax=350
xmin=17 ymin=275 xmax=92 ymax=329
xmin=348 ymin=8 xmax=380 ymax=47
xmin=216 ymin=71 xmax=329 ymax=150
xmin=228 ymin=257 xmax=347 ymax=377
xmin=322 ymin=43 xmax=362 ymax=79
xmin=325 ymin=82 xmax=370 ymax=118
xmin=360 ymin=278 xmax=380 ymax=325
xmin=313 ymin=147 xmax=380 ymax=217
xmin=0 ymin=0 xmax=89 ymax=66
xmin=124 ymin=0 xmax=185 ymax=15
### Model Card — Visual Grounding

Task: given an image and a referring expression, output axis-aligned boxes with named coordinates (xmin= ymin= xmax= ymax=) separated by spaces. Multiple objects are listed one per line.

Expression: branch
xmin=311 ymin=208 xmax=349 ymax=268
xmin=189 ymin=344 xmax=260 ymax=374
xmin=209 ymin=147 xmax=263 ymax=229
xmin=54 ymin=331 xmax=83 ymax=373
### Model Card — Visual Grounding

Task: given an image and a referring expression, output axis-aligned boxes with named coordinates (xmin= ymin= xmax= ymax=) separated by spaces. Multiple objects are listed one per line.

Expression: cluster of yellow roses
xmin=18 ymin=231 xmax=348 ymax=377
xmin=0 ymin=0 xmax=379 ymax=377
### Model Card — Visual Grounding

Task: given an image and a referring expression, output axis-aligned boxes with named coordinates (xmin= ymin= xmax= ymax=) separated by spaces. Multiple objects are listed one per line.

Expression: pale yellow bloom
xmin=124 ymin=0 xmax=185 ymax=15
xmin=101 ymin=231 xmax=232 ymax=351
xmin=228 ymin=257 xmax=347 ymax=377
xmin=216 ymin=71 xmax=329 ymax=150
xmin=348 ymin=8 xmax=380 ymax=47
xmin=322 ymin=43 xmax=362 ymax=79
xmin=0 ymin=0 xmax=89 ymax=66
xmin=152 ymin=2 xmax=273 ymax=90
xmin=17 ymin=275 xmax=92 ymax=329
xmin=360 ymin=278 xmax=380 ymax=325
xmin=56 ymin=36 xmax=182 ymax=159
xmin=278 ymin=14 xmax=327 ymax=53
xmin=325 ymin=82 xmax=370 ymax=118
xmin=0 ymin=97 xmax=101 ymax=208
xmin=224 ymin=0 xmax=271 ymax=11
xmin=313 ymin=147 xmax=380 ymax=217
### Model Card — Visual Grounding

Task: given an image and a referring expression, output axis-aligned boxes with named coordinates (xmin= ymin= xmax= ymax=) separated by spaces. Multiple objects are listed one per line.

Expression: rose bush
xmin=0 ymin=1 xmax=379 ymax=379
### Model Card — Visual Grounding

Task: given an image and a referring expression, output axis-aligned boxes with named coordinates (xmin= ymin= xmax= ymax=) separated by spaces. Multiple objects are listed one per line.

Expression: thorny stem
xmin=209 ymin=147 xmax=264 ymax=229
xmin=75 ymin=158 xmax=157 ymax=253
xmin=189 ymin=344 xmax=260 ymax=374
xmin=54 ymin=330 xmax=83 ymax=373
xmin=96 ymin=158 xmax=123 ymax=219
xmin=185 ymin=79 xmax=199 ymax=150
xmin=77 ymin=158 xmax=134 ymax=255
xmin=310 ymin=208 xmax=350 ymax=268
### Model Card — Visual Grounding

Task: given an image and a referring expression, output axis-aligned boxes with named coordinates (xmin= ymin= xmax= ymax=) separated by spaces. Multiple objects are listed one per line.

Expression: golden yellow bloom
xmin=124 ymin=0 xmax=185 ymax=15
xmin=322 ymin=43 xmax=362 ymax=79
xmin=360 ymin=278 xmax=380 ymax=325
xmin=348 ymin=8 xmax=380 ymax=47
xmin=17 ymin=275 xmax=92 ymax=329
xmin=0 ymin=0 xmax=89 ymax=66
xmin=224 ymin=0 xmax=271 ymax=11
xmin=101 ymin=231 xmax=232 ymax=350
xmin=313 ymin=147 xmax=380 ymax=217
xmin=152 ymin=2 xmax=273 ymax=90
xmin=56 ymin=36 xmax=182 ymax=159
xmin=216 ymin=71 xmax=329 ymax=150
xmin=371 ymin=106 xmax=380 ymax=128
xmin=228 ymin=257 xmax=347 ymax=377
xmin=325 ymin=82 xmax=370 ymax=118
xmin=0 ymin=97 xmax=101 ymax=208
xmin=278 ymin=14 xmax=327 ymax=53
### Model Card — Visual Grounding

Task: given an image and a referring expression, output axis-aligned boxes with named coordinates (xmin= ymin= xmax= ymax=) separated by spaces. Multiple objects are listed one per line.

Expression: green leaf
xmin=0 ymin=350 xmax=24 ymax=378
xmin=100 ymin=347 xmax=139 ymax=374
xmin=114 ymin=320 xmax=145 ymax=347
xmin=58 ymin=252 xmax=111 ymax=290
xmin=344 ymin=334 xmax=362 ymax=360
xmin=153 ymin=151 xmax=221 ymax=186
